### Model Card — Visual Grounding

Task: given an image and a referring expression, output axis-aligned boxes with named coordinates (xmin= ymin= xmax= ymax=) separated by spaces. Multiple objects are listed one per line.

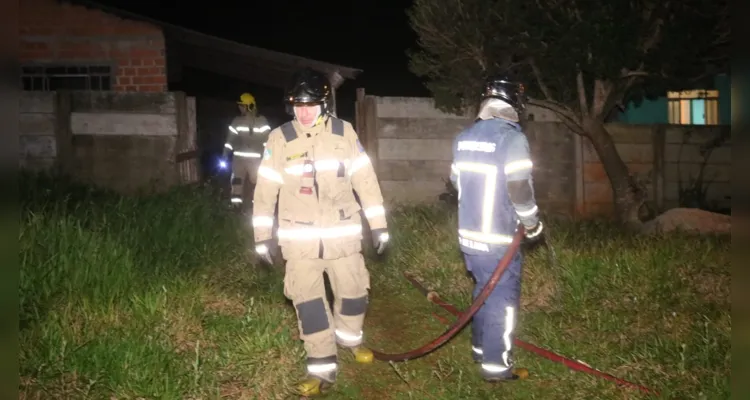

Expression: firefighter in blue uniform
xmin=449 ymin=76 xmax=544 ymax=382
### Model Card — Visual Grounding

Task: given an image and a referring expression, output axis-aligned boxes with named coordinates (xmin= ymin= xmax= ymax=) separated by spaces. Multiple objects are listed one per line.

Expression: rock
xmin=641 ymin=208 xmax=731 ymax=235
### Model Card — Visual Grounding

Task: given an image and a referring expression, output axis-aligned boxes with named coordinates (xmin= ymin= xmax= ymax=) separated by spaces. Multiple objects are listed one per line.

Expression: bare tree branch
xmin=528 ymin=99 xmax=585 ymax=136
xmin=576 ymin=69 xmax=588 ymax=118
xmin=528 ymin=57 xmax=553 ymax=100
xmin=591 ymin=79 xmax=614 ymax=120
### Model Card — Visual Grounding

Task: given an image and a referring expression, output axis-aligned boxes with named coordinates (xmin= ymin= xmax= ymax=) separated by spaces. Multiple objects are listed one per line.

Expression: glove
xmin=372 ymin=228 xmax=389 ymax=255
xmin=524 ymin=221 xmax=544 ymax=243
xmin=255 ymin=239 xmax=277 ymax=265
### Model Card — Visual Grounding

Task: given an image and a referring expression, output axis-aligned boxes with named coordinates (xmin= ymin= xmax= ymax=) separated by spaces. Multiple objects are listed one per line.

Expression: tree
xmin=406 ymin=0 xmax=729 ymax=228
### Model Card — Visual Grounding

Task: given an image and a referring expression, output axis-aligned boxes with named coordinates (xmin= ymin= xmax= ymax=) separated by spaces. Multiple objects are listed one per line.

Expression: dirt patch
xmin=690 ymin=271 xmax=730 ymax=305
xmin=20 ymin=373 xmax=87 ymax=400
xmin=202 ymin=292 xmax=247 ymax=317
xmin=522 ymin=267 xmax=559 ymax=311
xmin=162 ymin=309 xmax=207 ymax=354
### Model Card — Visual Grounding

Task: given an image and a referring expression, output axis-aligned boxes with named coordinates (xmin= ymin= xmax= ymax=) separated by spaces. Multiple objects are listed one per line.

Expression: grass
xmin=19 ymin=173 xmax=731 ymax=399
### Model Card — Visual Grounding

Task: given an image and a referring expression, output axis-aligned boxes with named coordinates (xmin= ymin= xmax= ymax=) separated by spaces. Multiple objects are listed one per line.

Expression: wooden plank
xmin=71 ymin=112 xmax=178 ymax=136
xmin=54 ymin=91 xmax=72 ymax=174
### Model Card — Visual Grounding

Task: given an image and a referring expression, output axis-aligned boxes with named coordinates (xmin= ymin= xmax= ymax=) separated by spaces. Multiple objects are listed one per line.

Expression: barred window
xmin=21 ymin=65 xmax=112 ymax=91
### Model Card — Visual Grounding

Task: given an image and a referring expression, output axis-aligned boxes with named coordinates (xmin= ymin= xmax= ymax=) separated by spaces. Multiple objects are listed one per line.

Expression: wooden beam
xmin=176 ymin=45 xmax=295 ymax=88
xmin=162 ymin=28 xmax=361 ymax=86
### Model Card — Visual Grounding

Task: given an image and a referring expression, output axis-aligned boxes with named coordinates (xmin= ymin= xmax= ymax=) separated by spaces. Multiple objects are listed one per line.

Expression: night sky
xmin=94 ymin=0 xmax=431 ymax=120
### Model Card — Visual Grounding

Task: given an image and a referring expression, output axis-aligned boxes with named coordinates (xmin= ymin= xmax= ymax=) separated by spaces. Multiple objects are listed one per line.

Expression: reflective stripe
xmin=504 ymin=159 xmax=533 ymax=174
xmin=364 ymin=205 xmax=385 ymax=218
xmin=308 ymin=363 xmax=337 ymax=374
xmin=516 ymin=205 xmax=538 ymax=217
xmin=457 ymin=140 xmax=496 ymax=153
xmin=253 ymin=125 xmax=271 ymax=133
xmin=284 ymin=163 xmax=314 ymax=175
xmin=481 ymin=363 xmax=509 ymax=373
xmin=472 ymin=346 xmax=483 ymax=354
xmin=235 ymin=125 xmax=250 ymax=132
xmin=228 ymin=125 xmax=238 ymax=134
xmin=277 ymin=224 xmax=362 ymax=240
xmin=252 ymin=216 xmax=274 ymax=227
xmin=224 ymin=142 xmax=233 ymax=150
xmin=458 ymin=229 xmax=514 ymax=245
xmin=349 ymin=155 xmax=370 ymax=176
xmin=459 ymin=236 xmax=489 ymax=252
xmin=455 ymin=162 xmax=497 ymax=234
xmin=230 ymin=197 xmax=243 ymax=204
xmin=234 ymin=151 xmax=261 ymax=158
xmin=335 ymin=329 xmax=363 ymax=346
xmin=258 ymin=166 xmax=284 ymax=184
xmin=256 ymin=244 xmax=268 ymax=254
xmin=502 ymin=306 xmax=515 ymax=367
xmin=314 ymin=159 xmax=340 ymax=171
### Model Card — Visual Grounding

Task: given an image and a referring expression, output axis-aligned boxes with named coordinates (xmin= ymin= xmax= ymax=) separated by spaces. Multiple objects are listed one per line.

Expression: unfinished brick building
xmin=20 ymin=0 xmax=168 ymax=92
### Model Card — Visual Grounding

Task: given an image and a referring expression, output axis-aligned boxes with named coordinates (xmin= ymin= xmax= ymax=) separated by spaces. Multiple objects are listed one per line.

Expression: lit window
xmin=667 ymin=89 xmax=719 ymax=125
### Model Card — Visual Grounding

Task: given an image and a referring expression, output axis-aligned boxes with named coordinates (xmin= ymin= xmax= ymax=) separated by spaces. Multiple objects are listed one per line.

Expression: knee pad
xmin=296 ymin=298 xmax=330 ymax=335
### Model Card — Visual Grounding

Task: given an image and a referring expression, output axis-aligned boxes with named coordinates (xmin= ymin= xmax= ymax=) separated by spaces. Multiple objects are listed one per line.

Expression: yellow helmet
xmin=238 ymin=93 xmax=256 ymax=107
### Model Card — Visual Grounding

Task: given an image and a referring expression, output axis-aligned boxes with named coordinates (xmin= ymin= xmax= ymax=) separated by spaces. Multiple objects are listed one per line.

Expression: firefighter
xmin=220 ymin=92 xmax=272 ymax=208
xmin=449 ymin=76 xmax=544 ymax=382
xmin=251 ymin=68 xmax=390 ymax=396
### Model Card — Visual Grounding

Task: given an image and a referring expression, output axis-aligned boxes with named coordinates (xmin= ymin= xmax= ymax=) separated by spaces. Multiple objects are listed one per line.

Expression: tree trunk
xmin=583 ymin=118 xmax=647 ymax=229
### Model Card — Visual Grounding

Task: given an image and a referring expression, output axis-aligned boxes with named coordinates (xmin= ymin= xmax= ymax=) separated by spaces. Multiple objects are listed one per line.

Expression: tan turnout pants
xmin=284 ymin=253 xmax=371 ymax=364
xmin=230 ymin=157 xmax=260 ymax=205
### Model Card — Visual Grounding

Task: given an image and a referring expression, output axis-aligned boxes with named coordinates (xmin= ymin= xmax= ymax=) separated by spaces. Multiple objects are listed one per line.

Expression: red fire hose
xmin=370 ymin=227 xmax=524 ymax=362
xmin=370 ymin=227 xmax=658 ymax=396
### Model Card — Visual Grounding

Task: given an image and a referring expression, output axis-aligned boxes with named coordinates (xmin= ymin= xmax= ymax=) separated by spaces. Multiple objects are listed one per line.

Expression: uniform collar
xmin=292 ymin=115 xmax=330 ymax=137
xmin=476 ymin=117 xmax=521 ymax=130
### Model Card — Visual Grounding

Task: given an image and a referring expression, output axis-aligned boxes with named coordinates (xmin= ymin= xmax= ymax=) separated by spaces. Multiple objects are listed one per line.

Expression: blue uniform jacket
xmin=450 ymin=118 xmax=539 ymax=256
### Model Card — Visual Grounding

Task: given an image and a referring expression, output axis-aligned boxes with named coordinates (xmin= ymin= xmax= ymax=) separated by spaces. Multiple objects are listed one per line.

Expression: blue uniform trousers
xmin=464 ymin=250 xmax=522 ymax=373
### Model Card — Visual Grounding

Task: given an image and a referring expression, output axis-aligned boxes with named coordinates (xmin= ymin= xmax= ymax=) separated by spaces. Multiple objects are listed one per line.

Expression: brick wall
xmin=20 ymin=0 xmax=167 ymax=92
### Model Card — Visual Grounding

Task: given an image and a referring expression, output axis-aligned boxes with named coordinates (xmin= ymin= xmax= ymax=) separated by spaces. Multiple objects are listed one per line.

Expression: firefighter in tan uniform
xmin=251 ymin=68 xmax=389 ymax=396
xmin=220 ymin=92 xmax=271 ymax=208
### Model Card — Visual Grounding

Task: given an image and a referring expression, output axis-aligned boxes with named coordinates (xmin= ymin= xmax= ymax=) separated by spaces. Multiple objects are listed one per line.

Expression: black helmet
xmin=284 ymin=68 xmax=332 ymax=115
xmin=481 ymin=76 xmax=526 ymax=111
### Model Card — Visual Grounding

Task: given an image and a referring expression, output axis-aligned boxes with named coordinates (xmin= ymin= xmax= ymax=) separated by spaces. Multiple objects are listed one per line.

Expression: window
xmin=667 ymin=89 xmax=719 ymax=125
xmin=21 ymin=65 xmax=112 ymax=91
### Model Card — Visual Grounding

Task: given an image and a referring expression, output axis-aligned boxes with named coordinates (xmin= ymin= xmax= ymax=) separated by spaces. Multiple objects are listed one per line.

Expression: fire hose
xmin=369 ymin=226 xmax=658 ymax=396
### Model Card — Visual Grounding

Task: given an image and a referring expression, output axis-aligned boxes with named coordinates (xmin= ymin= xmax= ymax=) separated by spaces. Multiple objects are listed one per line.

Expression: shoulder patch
xmin=331 ymin=117 xmax=344 ymax=136
xmin=356 ymin=139 xmax=365 ymax=153
xmin=263 ymin=148 xmax=272 ymax=160
xmin=280 ymin=122 xmax=298 ymax=142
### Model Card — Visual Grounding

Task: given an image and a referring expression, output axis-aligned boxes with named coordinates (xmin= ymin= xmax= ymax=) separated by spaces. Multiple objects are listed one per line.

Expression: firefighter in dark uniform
xmin=449 ymin=76 xmax=544 ymax=382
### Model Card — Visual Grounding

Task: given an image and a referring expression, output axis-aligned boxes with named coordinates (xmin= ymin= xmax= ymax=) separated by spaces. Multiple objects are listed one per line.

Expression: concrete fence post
xmin=53 ymin=90 xmax=73 ymax=176
xmin=652 ymin=124 xmax=666 ymax=212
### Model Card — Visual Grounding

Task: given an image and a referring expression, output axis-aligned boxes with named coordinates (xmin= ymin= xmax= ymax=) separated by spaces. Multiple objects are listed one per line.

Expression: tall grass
xmin=20 ymin=173 xmax=730 ymax=399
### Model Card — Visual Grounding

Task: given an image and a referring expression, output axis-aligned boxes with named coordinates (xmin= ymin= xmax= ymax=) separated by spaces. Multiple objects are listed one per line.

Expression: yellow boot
xmin=349 ymin=346 xmax=374 ymax=364
xmin=295 ymin=375 xmax=333 ymax=397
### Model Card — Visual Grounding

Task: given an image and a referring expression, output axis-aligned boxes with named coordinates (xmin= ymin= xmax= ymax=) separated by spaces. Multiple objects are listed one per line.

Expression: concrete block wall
xmin=20 ymin=91 xmax=198 ymax=194
xmin=581 ymin=124 xmax=731 ymax=214
xmin=363 ymin=97 xmax=577 ymax=215
xmin=357 ymin=95 xmax=731 ymax=218
xmin=20 ymin=0 xmax=167 ymax=92
xmin=19 ymin=92 xmax=57 ymax=170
